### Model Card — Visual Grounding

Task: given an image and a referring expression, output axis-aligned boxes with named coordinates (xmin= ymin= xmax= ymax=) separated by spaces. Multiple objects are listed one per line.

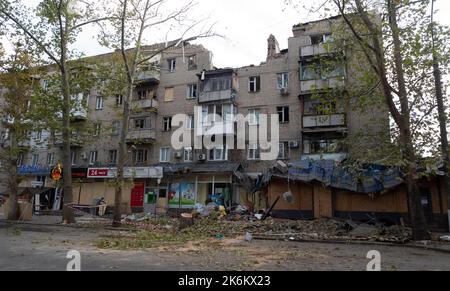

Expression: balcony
xmin=199 ymin=89 xmax=235 ymax=103
xmin=71 ymin=108 xmax=88 ymax=121
xmin=196 ymin=122 xmax=235 ymax=137
xmin=300 ymin=77 xmax=345 ymax=93
xmin=136 ymin=71 xmax=160 ymax=85
xmin=131 ymin=99 xmax=158 ymax=111
xmin=301 ymin=43 xmax=330 ymax=58
xmin=54 ymin=134 xmax=84 ymax=148
xmin=126 ymin=129 xmax=156 ymax=143
xmin=303 ymin=114 xmax=346 ymax=128
xmin=301 ymin=153 xmax=348 ymax=162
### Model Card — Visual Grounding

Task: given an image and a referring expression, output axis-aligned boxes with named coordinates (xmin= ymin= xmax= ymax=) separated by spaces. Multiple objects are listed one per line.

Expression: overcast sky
xmin=3 ymin=0 xmax=450 ymax=68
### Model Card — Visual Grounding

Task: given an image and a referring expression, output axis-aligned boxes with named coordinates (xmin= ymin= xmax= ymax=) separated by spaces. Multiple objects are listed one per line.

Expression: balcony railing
xmin=126 ymin=129 xmax=156 ymax=143
xmin=131 ymin=99 xmax=158 ymax=110
xmin=300 ymin=77 xmax=345 ymax=92
xmin=196 ymin=122 xmax=235 ymax=136
xmin=199 ymin=89 xmax=235 ymax=103
xmin=136 ymin=71 xmax=160 ymax=84
xmin=300 ymin=43 xmax=330 ymax=57
xmin=71 ymin=108 xmax=88 ymax=121
xmin=301 ymin=153 xmax=348 ymax=162
xmin=303 ymin=114 xmax=346 ymax=128
xmin=54 ymin=134 xmax=84 ymax=147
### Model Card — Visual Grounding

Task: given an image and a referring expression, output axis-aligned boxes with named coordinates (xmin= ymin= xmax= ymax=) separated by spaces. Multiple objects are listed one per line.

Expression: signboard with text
xmin=87 ymin=167 xmax=164 ymax=179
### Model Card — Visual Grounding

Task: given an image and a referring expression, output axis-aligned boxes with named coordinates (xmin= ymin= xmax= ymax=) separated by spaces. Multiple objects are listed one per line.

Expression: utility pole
xmin=431 ymin=0 xmax=450 ymax=231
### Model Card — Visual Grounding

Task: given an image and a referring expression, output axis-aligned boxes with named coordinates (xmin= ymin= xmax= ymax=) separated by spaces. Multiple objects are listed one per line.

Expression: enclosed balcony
xmin=303 ymin=113 xmax=346 ymax=128
xmin=198 ymin=69 xmax=237 ymax=103
xmin=131 ymin=99 xmax=158 ymax=111
xmin=54 ymin=133 xmax=84 ymax=148
xmin=126 ymin=129 xmax=156 ymax=144
xmin=300 ymin=77 xmax=345 ymax=93
xmin=301 ymin=43 xmax=330 ymax=58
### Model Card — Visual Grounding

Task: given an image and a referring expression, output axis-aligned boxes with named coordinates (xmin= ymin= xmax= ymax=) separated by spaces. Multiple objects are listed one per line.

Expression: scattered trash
xmin=350 ymin=224 xmax=379 ymax=238
xmin=245 ymin=232 xmax=253 ymax=243
xmin=254 ymin=214 xmax=263 ymax=220
xmin=440 ymin=236 xmax=450 ymax=242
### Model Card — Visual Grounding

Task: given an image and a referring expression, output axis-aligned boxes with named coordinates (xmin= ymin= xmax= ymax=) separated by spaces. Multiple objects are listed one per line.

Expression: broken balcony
xmin=300 ymin=77 xmax=345 ymax=93
xmin=135 ymin=70 xmax=160 ymax=85
xmin=126 ymin=129 xmax=156 ymax=144
xmin=300 ymin=43 xmax=331 ymax=58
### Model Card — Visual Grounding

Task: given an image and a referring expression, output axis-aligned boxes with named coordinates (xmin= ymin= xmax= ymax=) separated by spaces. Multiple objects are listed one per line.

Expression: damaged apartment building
xmin=1 ymin=16 xmax=446 ymax=226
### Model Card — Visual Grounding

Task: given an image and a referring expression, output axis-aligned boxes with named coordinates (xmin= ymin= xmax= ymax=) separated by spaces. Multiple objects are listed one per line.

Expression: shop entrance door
xmin=131 ymin=183 xmax=145 ymax=208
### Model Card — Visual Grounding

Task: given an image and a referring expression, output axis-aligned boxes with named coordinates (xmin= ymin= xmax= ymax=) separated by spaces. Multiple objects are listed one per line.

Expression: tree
xmin=100 ymin=0 xmax=215 ymax=226
xmin=287 ymin=0 xmax=450 ymax=240
xmin=0 ymin=0 xmax=110 ymax=223
xmin=0 ymin=41 xmax=43 ymax=220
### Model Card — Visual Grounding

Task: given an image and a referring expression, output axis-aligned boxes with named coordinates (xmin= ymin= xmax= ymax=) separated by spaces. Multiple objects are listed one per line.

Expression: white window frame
xmin=163 ymin=117 xmax=172 ymax=132
xmin=31 ymin=154 xmax=39 ymax=167
xmin=160 ymin=147 xmax=171 ymax=163
xmin=278 ymin=141 xmax=290 ymax=160
xmin=209 ymin=146 xmax=228 ymax=161
xmin=89 ymin=151 xmax=98 ymax=165
xmin=133 ymin=149 xmax=148 ymax=164
xmin=277 ymin=106 xmax=290 ymax=123
xmin=35 ymin=130 xmax=42 ymax=141
xmin=96 ymin=97 xmax=104 ymax=110
xmin=277 ymin=72 xmax=289 ymax=89
xmin=46 ymin=153 xmax=54 ymax=166
xmin=109 ymin=150 xmax=118 ymax=165
xmin=187 ymin=55 xmax=197 ymax=70
xmin=249 ymin=76 xmax=260 ymax=93
xmin=187 ymin=84 xmax=198 ymax=99
xmin=116 ymin=94 xmax=123 ymax=106
xmin=71 ymin=152 xmax=77 ymax=166
xmin=184 ymin=147 xmax=193 ymax=162
xmin=168 ymin=58 xmax=176 ymax=72
xmin=187 ymin=115 xmax=195 ymax=130
xmin=248 ymin=143 xmax=261 ymax=160
xmin=248 ymin=109 xmax=261 ymax=126
xmin=94 ymin=123 xmax=101 ymax=137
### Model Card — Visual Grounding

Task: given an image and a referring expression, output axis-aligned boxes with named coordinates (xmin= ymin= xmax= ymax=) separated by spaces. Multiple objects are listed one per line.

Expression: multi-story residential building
xmin=0 ymin=16 xmax=389 ymax=214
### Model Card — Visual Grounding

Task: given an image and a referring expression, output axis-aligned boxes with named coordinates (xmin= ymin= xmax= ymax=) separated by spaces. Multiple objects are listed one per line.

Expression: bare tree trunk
xmin=113 ymin=85 xmax=132 ymax=226
xmin=6 ymin=129 xmax=19 ymax=221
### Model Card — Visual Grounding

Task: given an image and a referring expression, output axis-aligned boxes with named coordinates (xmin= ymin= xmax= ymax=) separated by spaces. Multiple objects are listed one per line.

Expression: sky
xmin=2 ymin=0 xmax=450 ymax=69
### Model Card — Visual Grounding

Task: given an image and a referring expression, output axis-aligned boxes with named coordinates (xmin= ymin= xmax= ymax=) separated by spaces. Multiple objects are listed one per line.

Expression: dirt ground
xmin=1 ymin=221 xmax=450 ymax=271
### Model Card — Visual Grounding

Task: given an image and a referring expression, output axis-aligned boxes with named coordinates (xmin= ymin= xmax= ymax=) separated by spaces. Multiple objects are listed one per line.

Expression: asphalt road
xmin=1 ymin=221 xmax=450 ymax=271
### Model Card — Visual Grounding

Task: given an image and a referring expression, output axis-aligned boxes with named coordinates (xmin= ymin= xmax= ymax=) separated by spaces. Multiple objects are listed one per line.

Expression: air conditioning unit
xmin=198 ymin=154 xmax=207 ymax=162
xmin=174 ymin=151 xmax=183 ymax=159
xmin=81 ymin=153 xmax=88 ymax=160
xmin=290 ymin=141 xmax=300 ymax=149
xmin=280 ymin=88 xmax=289 ymax=96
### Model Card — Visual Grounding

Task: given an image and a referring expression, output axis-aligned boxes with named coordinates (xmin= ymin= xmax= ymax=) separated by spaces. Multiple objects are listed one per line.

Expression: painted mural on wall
xmin=168 ymin=183 xmax=196 ymax=208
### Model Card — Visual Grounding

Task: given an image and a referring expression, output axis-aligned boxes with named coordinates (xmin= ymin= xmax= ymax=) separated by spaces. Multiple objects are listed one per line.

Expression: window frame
xmin=277 ymin=72 xmax=289 ymax=89
xmin=163 ymin=117 xmax=173 ymax=132
xmin=277 ymin=106 xmax=290 ymax=123
xmin=95 ymin=96 xmax=104 ymax=110
xmin=187 ymin=84 xmax=198 ymax=99
xmin=248 ymin=76 xmax=261 ymax=93
xmin=168 ymin=58 xmax=176 ymax=73
xmin=160 ymin=147 xmax=171 ymax=163
xmin=89 ymin=151 xmax=98 ymax=165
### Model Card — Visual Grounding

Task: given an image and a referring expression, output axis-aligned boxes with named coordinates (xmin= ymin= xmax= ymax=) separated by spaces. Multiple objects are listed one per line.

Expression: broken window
xmin=184 ymin=147 xmax=193 ymax=162
xmin=168 ymin=58 xmax=176 ymax=72
xmin=187 ymin=84 xmax=198 ymax=99
xmin=133 ymin=149 xmax=148 ymax=164
xmin=187 ymin=55 xmax=197 ymax=71
xmin=304 ymin=139 xmax=340 ymax=155
xmin=277 ymin=106 xmax=290 ymax=123
xmin=278 ymin=142 xmax=290 ymax=160
xmin=163 ymin=117 xmax=172 ymax=132
xmin=277 ymin=72 xmax=289 ymax=89
xmin=249 ymin=76 xmax=261 ymax=92
xmin=248 ymin=143 xmax=261 ymax=160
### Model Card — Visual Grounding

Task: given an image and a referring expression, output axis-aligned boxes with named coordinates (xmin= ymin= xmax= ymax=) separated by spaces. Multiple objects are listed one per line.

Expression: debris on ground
xmin=441 ymin=236 xmax=450 ymax=242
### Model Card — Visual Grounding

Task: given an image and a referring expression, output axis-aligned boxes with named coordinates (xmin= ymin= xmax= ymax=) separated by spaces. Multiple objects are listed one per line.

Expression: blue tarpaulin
xmin=288 ymin=160 xmax=404 ymax=194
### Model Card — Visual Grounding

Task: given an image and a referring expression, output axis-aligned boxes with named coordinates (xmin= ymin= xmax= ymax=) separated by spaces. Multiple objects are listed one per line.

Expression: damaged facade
xmin=0 ymin=16 xmax=447 ymax=228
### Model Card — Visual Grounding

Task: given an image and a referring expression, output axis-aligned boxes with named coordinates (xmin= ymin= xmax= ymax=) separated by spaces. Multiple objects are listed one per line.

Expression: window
xmin=187 ymin=84 xmax=198 ymax=99
xmin=311 ymin=33 xmax=332 ymax=45
xmin=132 ymin=149 xmax=148 ymax=164
xmin=187 ymin=55 xmax=197 ymax=71
xmin=248 ymin=143 xmax=261 ymax=160
xmin=248 ymin=109 xmax=261 ymax=126
xmin=277 ymin=106 xmax=290 ymax=123
xmin=112 ymin=121 xmax=121 ymax=136
xmin=204 ymin=77 xmax=232 ymax=92
xmin=278 ymin=142 xmax=290 ymax=160
xmin=89 ymin=151 xmax=98 ymax=165
xmin=17 ymin=153 xmax=24 ymax=167
xmin=137 ymin=90 xmax=149 ymax=100
xmin=71 ymin=152 xmax=77 ymax=166
xmin=168 ymin=58 xmax=176 ymax=72
xmin=277 ymin=72 xmax=289 ymax=89
xmin=304 ymin=139 xmax=340 ymax=155
xmin=134 ymin=119 xmax=146 ymax=130
xmin=96 ymin=97 xmax=104 ymax=110
xmin=163 ymin=117 xmax=172 ymax=132
xmin=109 ymin=150 xmax=118 ymax=165
xmin=249 ymin=76 xmax=261 ymax=93
xmin=31 ymin=154 xmax=39 ymax=167
xmin=201 ymin=104 xmax=234 ymax=126
xmin=164 ymin=87 xmax=174 ymax=102
xmin=116 ymin=94 xmax=123 ymax=106
xmin=184 ymin=147 xmax=193 ymax=162
xmin=209 ymin=146 xmax=228 ymax=161
xmin=35 ymin=131 xmax=42 ymax=141
xmin=94 ymin=124 xmax=101 ymax=136
xmin=187 ymin=115 xmax=195 ymax=129
xmin=160 ymin=147 xmax=171 ymax=163
xmin=46 ymin=153 xmax=54 ymax=166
